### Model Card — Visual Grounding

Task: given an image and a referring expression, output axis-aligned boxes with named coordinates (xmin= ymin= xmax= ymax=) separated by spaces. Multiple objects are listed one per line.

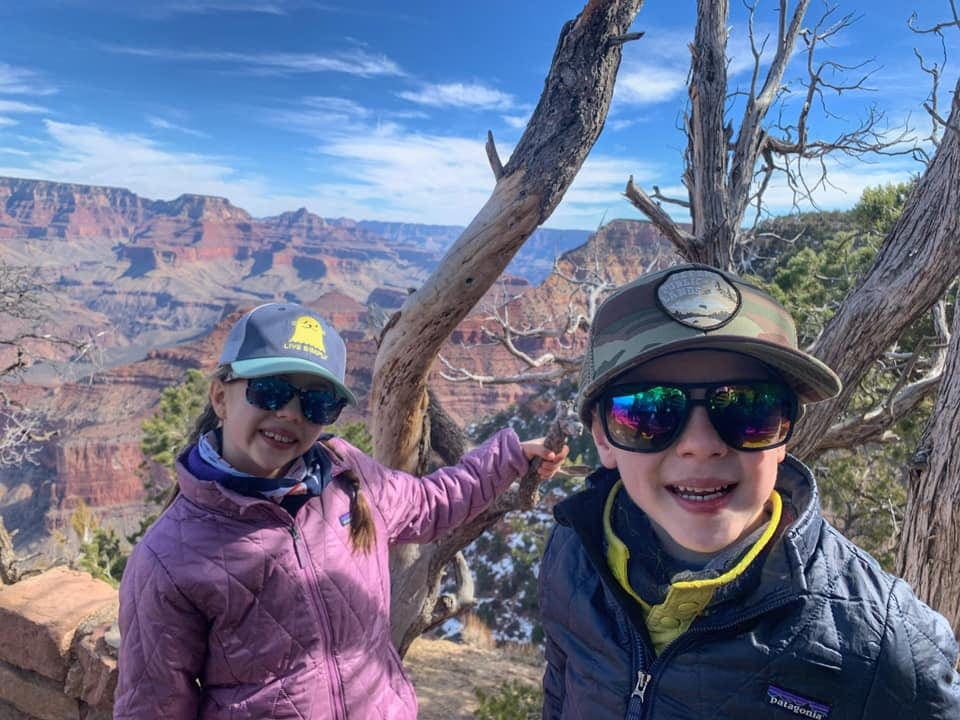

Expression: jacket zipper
xmin=628 ymin=594 xmax=801 ymax=718
xmin=288 ymin=526 xmax=303 ymax=568
xmin=290 ymin=522 xmax=350 ymax=720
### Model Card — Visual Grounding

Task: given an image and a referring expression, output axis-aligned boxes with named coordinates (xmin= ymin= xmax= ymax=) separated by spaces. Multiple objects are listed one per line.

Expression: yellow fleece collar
xmin=604 ymin=481 xmax=782 ymax=654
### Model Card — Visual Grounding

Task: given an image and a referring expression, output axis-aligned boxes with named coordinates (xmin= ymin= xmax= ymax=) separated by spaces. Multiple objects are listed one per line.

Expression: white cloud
xmin=398 ymin=82 xmax=515 ymax=110
xmin=0 ymin=118 xmax=16 ymax=127
xmin=615 ymin=65 xmax=687 ymax=105
xmin=502 ymin=114 xmax=530 ymax=130
xmin=0 ymin=100 xmax=47 ymax=114
xmin=0 ymin=146 xmax=30 ymax=155
xmin=103 ymin=45 xmax=405 ymax=78
xmin=146 ymin=115 xmax=210 ymax=138
xmin=0 ymin=120 xmax=278 ymax=212
xmin=0 ymin=63 xmax=57 ymax=96
xmin=157 ymin=1 xmax=289 ymax=15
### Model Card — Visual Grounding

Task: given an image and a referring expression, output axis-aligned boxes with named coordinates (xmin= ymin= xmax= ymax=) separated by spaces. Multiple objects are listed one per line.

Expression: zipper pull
xmin=289 ymin=525 xmax=304 ymax=568
xmin=632 ymin=671 xmax=650 ymax=703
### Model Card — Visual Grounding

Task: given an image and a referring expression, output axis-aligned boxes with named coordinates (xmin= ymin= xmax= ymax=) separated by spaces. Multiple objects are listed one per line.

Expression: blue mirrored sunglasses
xmin=230 ymin=374 xmax=346 ymax=426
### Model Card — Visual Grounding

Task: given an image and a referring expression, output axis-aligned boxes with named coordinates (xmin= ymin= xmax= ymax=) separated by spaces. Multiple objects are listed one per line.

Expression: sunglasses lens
xmin=245 ymin=377 xmax=345 ymax=425
xmin=246 ymin=376 xmax=296 ymax=411
xmin=299 ymin=389 xmax=345 ymax=426
xmin=707 ymin=382 xmax=795 ymax=450
xmin=605 ymin=385 xmax=687 ymax=452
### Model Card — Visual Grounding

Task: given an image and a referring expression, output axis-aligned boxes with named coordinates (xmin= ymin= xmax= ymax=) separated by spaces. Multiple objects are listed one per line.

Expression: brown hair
xmin=160 ymin=367 xmax=377 ymax=554
xmin=319 ymin=438 xmax=376 ymax=554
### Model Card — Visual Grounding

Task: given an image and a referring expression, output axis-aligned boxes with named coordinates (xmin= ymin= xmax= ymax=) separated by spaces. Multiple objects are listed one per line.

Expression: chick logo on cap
xmin=286 ymin=315 xmax=328 ymax=359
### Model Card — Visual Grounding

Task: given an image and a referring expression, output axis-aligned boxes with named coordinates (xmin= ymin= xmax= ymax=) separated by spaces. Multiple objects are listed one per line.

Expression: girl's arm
xmin=349 ymin=428 xmax=533 ymax=543
xmin=114 ymin=542 xmax=207 ymax=719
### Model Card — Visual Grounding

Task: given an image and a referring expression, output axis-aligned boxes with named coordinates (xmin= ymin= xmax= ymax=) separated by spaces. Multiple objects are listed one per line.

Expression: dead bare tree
xmin=0 ymin=260 xmax=95 ymax=466
xmin=371 ymin=0 xmax=646 ymax=654
xmin=617 ymin=0 xmax=960 ymax=631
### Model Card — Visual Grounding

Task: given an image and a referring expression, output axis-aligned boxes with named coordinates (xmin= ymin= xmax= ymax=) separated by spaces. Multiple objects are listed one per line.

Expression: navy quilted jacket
xmin=115 ymin=429 xmax=528 ymax=719
xmin=539 ymin=456 xmax=960 ymax=719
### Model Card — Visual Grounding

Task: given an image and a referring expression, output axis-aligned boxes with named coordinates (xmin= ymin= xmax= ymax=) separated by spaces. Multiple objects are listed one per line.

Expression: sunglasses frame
xmin=599 ymin=379 xmax=798 ymax=454
xmin=227 ymin=374 xmax=347 ymax=426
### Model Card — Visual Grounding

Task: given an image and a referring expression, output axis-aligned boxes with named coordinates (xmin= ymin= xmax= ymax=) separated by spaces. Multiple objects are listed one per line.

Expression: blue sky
xmin=0 ymin=0 xmax=955 ymax=230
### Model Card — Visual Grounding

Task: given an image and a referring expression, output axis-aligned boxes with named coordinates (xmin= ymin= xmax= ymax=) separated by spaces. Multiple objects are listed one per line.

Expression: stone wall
xmin=0 ymin=568 xmax=118 ymax=720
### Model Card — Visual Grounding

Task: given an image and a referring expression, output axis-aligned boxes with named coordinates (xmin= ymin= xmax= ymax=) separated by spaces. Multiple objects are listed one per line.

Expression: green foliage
xmin=474 ymin=680 xmax=542 ymax=720
xmin=141 ymin=368 xmax=210 ymax=473
xmin=71 ymin=500 xmax=126 ymax=587
xmin=852 ymin=181 xmax=915 ymax=236
xmin=329 ymin=420 xmax=373 ymax=454
xmin=77 ymin=526 xmax=127 ymax=587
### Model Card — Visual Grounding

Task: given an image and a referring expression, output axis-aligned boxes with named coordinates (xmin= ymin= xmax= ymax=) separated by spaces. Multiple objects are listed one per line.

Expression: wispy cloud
xmin=0 ymin=120 xmax=265 ymax=206
xmin=146 ymin=115 xmax=210 ymax=138
xmin=264 ymin=95 xmax=374 ymax=135
xmin=0 ymin=63 xmax=57 ymax=97
xmin=615 ymin=65 xmax=687 ymax=105
xmin=0 ymin=146 xmax=30 ymax=155
xmin=157 ymin=1 xmax=290 ymax=15
xmin=103 ymin=45 xmax=405 ymax=78
xmin=0 ymin=100 xmax=48 ymax=114
xmin=398 ymin=82 xmax=515 ymax=110
xmin=0 ymin=118 xmax=17 ymax=128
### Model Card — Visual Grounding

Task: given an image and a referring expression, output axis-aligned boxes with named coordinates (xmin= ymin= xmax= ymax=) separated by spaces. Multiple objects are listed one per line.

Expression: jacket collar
xmin=554 ymin=455 xmax=824 ymax=613
xmin=173 ymin=435 xmax=357 ymax=520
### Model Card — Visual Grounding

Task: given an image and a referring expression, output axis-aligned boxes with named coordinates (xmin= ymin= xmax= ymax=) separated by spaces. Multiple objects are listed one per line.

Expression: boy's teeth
xmin=673 ymin=484 xmax=731 ymax=501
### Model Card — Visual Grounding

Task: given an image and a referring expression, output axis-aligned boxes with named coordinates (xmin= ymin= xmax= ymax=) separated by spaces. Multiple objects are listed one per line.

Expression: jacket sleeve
xmin=539 ymin=525 xmax=567 ymax=719
xmin=541 ymin=626 xmax=567 ymax=718
xmin=861 ymin=579 xmax=960 ymax=719
xmin=114 ymin=541 xmax=207 ymax=719
xmin=353 ymin=427 xmax=529 ymax=543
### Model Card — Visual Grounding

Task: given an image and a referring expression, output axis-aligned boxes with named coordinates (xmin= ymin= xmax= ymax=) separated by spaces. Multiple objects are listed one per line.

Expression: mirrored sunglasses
xmin=238 ymin=375 xmax=346 ymax=426
xmin=600 ymin=380 xmax=798 ymax=453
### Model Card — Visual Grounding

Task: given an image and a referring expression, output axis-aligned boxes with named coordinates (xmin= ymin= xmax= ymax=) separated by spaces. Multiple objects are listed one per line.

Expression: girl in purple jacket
xmin=115 ymin=302 xmax=565 ymax=720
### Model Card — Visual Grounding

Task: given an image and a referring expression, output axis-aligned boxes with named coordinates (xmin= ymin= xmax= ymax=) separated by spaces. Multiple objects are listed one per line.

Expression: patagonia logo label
xmin=339 ymin=512 xmax=352 ymax=526
xmin=767 ymin=685 xmax=831 ymax=719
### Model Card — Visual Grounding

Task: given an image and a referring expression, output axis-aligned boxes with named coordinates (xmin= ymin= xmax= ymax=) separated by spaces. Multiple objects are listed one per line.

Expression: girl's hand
xmin=520 ymin=439 xmax=569 ymax=480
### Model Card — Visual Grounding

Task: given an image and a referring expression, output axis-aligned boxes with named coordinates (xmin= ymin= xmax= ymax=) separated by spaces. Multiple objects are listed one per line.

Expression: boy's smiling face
xmin=591 ymin=350 xmax=787 ymax=555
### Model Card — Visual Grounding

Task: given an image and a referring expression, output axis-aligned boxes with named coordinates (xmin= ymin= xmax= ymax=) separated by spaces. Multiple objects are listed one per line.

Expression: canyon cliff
xmin=0 ymin=175 xmax=673 ymax=561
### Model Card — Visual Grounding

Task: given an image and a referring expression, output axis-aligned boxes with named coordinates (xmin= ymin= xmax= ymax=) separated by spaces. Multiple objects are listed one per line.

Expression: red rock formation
xmin=0 ymin=175 xmax=677 ymax=562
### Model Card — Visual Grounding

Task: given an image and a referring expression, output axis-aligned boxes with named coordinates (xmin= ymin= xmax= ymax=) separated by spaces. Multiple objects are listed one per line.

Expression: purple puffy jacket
xmin=115 ymin=428 xmax=528 ymax=719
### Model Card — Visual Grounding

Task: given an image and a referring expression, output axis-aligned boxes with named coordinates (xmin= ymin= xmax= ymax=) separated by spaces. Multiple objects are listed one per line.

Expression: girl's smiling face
xmin=591 ymin=350 xmax=788 ymax=555
xmin=210 ymin=372 xmax=329 ymax=478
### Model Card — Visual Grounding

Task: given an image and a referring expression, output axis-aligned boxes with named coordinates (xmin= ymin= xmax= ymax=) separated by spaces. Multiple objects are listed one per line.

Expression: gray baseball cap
xmin=219 ymin=302 xmax=357 ymax=405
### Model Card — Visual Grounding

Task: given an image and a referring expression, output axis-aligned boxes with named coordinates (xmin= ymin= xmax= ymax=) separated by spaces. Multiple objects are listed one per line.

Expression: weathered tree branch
xmin=393 ymin=401 xmax=580 ymax=654
xmin=377 ymin=0 xmax=645 ymax=654
xmin=790 ymin=75 xmax=960 ymax=459
xmin=485 ymin=130 xmax=504 ymax=180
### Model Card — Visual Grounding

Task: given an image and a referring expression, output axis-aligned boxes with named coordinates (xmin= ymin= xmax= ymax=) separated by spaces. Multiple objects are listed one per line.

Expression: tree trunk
xmin=372 ymin=0 xmax=645 ymax=653
xmin=788 ymin=81 xmax=960 ymax=460
xmin=896 ymin=268 xmax=960 ymax=637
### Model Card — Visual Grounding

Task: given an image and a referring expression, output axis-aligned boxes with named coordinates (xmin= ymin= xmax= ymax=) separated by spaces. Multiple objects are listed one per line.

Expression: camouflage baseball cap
xmin=577 ymin=264 xmax=841 ymax=421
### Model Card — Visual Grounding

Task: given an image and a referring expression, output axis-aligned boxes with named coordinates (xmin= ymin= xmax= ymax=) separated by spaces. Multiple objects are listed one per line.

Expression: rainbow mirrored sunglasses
xmin=599 ymin=380 xmax=798 ymax=453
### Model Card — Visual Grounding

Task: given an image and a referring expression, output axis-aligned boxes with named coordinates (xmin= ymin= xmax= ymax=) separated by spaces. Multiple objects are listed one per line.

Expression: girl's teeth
xmin=263 ymin=430 xmax=294 ymax=443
